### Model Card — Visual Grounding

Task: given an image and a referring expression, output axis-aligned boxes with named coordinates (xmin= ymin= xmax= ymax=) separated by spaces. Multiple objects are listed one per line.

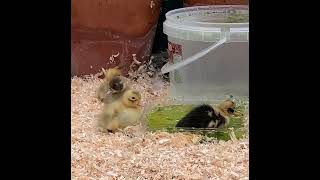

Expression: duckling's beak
xmin=227 ymin=108 xmax=243 ymax=116
xmin=233 ymin=110 xmax=243 ymax=116
xmin=137 ymin=102 xmax=142 ymax=107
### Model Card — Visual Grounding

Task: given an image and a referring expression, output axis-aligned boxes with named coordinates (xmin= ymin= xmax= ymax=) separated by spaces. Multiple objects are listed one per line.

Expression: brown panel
xmin=71 ymin=0 xmax=161 ymax=77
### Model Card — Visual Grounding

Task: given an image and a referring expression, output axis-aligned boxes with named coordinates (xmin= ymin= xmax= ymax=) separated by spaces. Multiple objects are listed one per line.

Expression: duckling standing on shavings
xmin=96 ymin=89 xmax=143 ymax=133
xmin=96 ymin=68 xmax=122 ymax=102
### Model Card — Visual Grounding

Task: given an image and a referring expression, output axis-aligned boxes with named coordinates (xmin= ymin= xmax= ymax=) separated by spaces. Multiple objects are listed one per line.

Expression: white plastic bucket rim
xmin=161 ymin=5 xmax=249 ymax=74
xmin=163 ymin=5 xmax=249 ymax=42
xmin=166 ymin=5 xmax=249 ymax=27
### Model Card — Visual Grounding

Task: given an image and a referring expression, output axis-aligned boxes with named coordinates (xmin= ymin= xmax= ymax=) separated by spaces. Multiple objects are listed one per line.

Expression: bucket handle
xmin=161 ymin=37 xmax=227 ymax=74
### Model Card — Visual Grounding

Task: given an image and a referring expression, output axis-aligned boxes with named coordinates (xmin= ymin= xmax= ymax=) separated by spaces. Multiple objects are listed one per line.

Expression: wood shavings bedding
xmin=71 ymin=75 xmax=249 ymax=180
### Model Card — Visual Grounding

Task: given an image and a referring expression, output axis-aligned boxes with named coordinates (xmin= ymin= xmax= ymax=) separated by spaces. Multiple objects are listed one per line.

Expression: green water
xmin=146 ymin=101 xmax=248 ymax=141
xmin=225 ymin=13 xmax=249 ymax=23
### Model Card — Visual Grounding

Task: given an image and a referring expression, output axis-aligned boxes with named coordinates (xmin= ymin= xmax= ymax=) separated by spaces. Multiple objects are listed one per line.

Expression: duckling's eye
xmin=131 ymin=97 xmax=136 ymax=100
xmin=228 ymin=108 xmax=235 ymax=113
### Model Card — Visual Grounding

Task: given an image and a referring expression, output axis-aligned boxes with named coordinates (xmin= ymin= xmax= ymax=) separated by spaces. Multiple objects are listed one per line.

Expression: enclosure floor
xmin=71 ymin=75 xmax=249 ymax=180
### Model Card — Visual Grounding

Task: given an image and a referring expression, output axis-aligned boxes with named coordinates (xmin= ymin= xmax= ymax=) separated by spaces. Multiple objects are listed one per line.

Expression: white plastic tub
xmin=162 ymin=5 xmax=249 ymax=104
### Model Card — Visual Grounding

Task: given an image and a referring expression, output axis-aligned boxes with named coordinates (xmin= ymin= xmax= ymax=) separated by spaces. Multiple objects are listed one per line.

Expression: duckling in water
xmin=176 ymin=100 xmax=237 ymax=129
